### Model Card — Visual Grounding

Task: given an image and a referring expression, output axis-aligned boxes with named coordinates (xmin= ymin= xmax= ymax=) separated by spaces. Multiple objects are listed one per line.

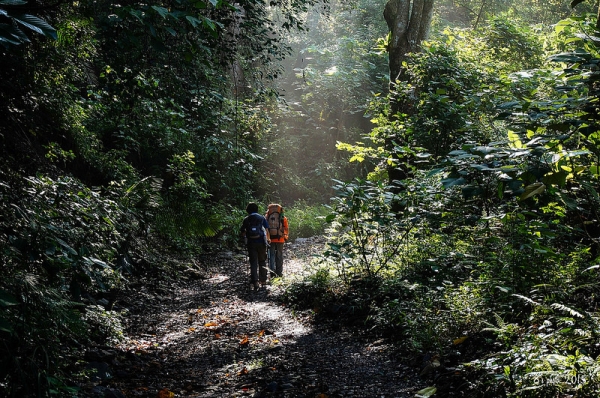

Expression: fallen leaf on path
xmin=453 ymin=336 xmax=468 ymax=345
xmin=415 ymin=386 xmax=437 ymax=398
xmin=156 ymin=388 xmax=174 ymax=398
xmin=239 ymin=336 xmax=249 ymax=346
xmin=238 ymin=367 xmax=248 ymax=375
xmin=204 ymin=321 xmax=218 ymax=327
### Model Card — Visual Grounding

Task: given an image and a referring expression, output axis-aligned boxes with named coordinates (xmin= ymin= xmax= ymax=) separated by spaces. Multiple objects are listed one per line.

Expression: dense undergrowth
xmin=281 ymin=14 xmax=600 ymax=397
xmin=283 ymin=176 xmax=600 ymax=397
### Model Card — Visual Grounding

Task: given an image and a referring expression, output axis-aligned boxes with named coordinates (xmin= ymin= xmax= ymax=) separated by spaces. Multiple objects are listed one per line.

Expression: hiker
xmin=265 ymin=203 xmax=289 ymax=278
xmin=240 ymin=202 xmax=271 ymax=290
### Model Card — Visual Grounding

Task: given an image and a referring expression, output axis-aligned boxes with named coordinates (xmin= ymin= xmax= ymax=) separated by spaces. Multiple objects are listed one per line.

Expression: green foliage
xmin=282 ymin=267 xmax=337 ymax=310
xmin=0 ymin=0 xmax=57 ymax=46
xmin=0 ymin=170 xmax=150 ymax=395
xmin=286 ymin=9 xmax=600 ymax=397
xmin=324 ymin=178 xmax=417 ymax=281
xmin=83 ymin=305 xmax=126 ymax=345
xmin=283 ymin=202 xmax=329 ymax=240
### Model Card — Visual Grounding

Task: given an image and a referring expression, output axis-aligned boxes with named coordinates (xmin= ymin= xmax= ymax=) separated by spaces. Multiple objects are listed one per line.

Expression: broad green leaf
xmin=470 ymin=164 xmax=492 ymax=171
xmin=11 ymin=12 xmax=57 ymax=39
xmin=56 ymin=238 xmax=78 ymax=255
xmin=548 ymin=52 xmax=587 ymax=63
xmin=564 ymin=149 xmax=591 ymax=158
xmin=462 ymin=186 xmax=483 ymax=199
xmin=542 ymin=172 xmax=567 ymax=187
xmin=507 ymin=130 xmax=522 ymax=148
xmin=472 ymin=146 xmax=497 ymax=156
xmin=441 ymin=177 xmax=467 ymax=188
xmin=151 ymin=6 xmax=170 ymax=18
xmin=186 ymin=15 xmax=202 ymax=28
xmin=85 ymin=257 xmax=109 ymax=268
xmin=427 ymin=167 xmax=446 ymax=177
xmin=519 ymin=182 xmax=545 ymax=201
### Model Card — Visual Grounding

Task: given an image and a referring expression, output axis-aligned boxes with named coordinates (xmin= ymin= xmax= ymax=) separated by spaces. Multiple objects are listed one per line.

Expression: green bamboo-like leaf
xmin=55 ymin=237 xmax=78 ymax=255
xmin=0 ymin=318 xmax=14 ymax=334
xmin=0 ymin=23 xmax=29 ymax=44
xmin=0 ymin=0 xmax=27 ymax=5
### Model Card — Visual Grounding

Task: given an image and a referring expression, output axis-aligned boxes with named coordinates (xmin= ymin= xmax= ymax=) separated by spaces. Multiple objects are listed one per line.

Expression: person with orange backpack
xmin=265 ymin=203 xmax=289 ymax=278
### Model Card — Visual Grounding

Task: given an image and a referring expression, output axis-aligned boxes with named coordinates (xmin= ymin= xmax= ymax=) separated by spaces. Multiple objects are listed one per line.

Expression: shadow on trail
xmin=82 ymin=244 xmax=424 ymax=397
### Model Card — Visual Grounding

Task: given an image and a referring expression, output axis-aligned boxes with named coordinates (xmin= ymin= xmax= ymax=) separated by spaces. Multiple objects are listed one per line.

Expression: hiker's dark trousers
xmin=268 ymin=242 xmax=284 ymax=277
xmin=247 ymin=242 xmax=268 ymax=283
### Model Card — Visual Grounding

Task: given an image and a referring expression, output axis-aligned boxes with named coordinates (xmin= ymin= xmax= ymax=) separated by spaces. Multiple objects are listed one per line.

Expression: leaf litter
xmin=79 ymin=237 xmax=425 ymax=397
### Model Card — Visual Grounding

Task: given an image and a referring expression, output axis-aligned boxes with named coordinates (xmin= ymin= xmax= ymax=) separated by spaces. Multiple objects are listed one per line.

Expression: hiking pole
xmin=267 ymin=244 xmax=271 ymax=279
xmin=244 ymin=235 xmax=251 ymax=293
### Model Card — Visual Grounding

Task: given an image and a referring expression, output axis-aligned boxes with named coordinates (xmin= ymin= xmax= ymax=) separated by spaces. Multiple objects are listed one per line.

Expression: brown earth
xmin=80 ymin=238 xmax=428 ymax=398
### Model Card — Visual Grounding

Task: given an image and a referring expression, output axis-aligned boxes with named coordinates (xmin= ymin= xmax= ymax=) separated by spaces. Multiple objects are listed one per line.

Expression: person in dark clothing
xmin=240 ymin=202 xmax=271 ymax=290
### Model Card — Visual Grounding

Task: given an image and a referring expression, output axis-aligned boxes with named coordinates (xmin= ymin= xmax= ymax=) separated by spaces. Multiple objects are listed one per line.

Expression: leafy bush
xmin=282 ymin=267 xmax=337 ymax=311
xmin=284 ymin=201 xmax=330 ymax=240
xmin=0 ymin=169 xmax=151 ymax=395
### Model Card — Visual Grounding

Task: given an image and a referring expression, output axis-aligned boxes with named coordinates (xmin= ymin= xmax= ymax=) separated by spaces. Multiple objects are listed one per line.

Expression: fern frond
xmin=512 ymin=294 xmax=540 ymax=306
xmin=550 ymin=303 xmax=584 ymax=318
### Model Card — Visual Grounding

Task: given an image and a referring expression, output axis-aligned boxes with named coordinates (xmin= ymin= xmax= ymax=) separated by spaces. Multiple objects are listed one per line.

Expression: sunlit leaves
xmin=519 ymin=182 xmax=546 ymax=201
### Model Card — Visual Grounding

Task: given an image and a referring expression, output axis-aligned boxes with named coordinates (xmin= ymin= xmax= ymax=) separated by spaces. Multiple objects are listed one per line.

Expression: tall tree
xmin=384 ymin=0 xmax=434 ymax=91
xmin=383 ymin=0 xmax=434 ymax=184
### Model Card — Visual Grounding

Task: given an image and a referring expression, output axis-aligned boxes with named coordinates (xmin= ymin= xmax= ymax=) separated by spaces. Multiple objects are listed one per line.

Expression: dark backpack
xmin=267 ymin=205 xmax=283 ymax=238
xmin=246 ymin=214 xmax=265 ymax=240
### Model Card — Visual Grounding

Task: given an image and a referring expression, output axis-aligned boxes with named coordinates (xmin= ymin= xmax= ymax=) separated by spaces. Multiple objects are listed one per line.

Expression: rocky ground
xmin=80 ymin=238 xmax=429 ymax=398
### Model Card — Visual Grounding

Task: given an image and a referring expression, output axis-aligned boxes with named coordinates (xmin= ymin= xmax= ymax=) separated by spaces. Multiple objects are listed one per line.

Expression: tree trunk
xmin=384 ymin=0 xmax=434 ymax=112
xmin=383 ymin=0 xmax=434 ymax=191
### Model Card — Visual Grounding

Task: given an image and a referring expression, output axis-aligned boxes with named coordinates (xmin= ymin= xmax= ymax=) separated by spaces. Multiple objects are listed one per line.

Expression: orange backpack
xmin=266 ymin=204 xmax=284 ymax=238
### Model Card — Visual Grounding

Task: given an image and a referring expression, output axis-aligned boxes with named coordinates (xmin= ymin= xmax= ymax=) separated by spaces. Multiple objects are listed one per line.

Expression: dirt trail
xmin=83 ymin=238 xmax=425 ymax=397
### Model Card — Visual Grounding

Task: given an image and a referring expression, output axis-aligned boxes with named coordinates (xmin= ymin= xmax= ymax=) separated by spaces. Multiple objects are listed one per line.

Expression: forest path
xmin=84 ymin=238 xmax=424 ymax=397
